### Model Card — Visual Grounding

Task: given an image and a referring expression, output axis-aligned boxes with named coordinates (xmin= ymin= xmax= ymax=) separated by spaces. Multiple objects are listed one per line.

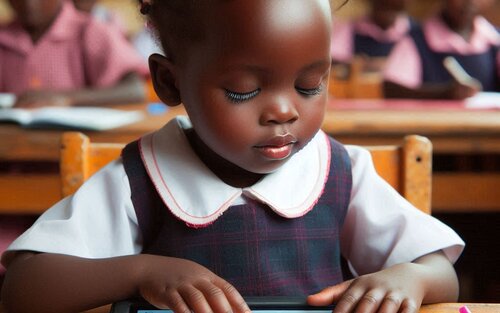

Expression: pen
xmin=459 ymin=305 xmax=472 ymax=313
xmin=443 ymin=56 xmax=482 ymax=90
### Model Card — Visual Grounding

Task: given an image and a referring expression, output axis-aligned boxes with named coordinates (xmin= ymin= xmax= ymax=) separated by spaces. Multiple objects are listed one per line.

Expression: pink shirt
xmin=384 ymin=15 xmax=500 ymax=88
xmin=0 ymin=1 xmax=149 ymax=95
xmin=331 ymin=15 xmax=412 ymax=63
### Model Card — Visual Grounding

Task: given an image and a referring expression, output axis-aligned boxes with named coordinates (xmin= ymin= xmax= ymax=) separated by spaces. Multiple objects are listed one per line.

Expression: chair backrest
xmin=60 ymin=132 xmax=432 ymax=213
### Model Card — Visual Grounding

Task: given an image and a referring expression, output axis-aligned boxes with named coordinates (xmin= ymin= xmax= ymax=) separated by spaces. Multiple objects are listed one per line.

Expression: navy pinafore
xmin=409 ymin=24 xmax=499 ymax=91
xmin=121 ymin=137 xmax=352 ymax=296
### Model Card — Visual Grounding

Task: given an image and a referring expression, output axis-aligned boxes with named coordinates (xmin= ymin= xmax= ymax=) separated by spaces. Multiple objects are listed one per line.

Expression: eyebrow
xmin=224 ymin=59 xmax=331 ymax=74
xmin=299 ymin=59 xmax=331 ymax=73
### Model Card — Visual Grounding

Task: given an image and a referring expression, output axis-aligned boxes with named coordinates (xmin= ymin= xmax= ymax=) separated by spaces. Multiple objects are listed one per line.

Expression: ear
xmin=148 ymin=53 xmax=181 ymax=106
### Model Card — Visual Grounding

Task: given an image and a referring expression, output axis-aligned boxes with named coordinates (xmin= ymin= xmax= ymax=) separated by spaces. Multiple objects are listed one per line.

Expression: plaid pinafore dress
xmin=122 ymin=137 xmax=352 ymax=296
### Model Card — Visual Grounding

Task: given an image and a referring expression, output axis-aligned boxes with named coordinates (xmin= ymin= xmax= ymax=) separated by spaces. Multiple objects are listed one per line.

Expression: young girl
xmin=1 ymin=1 xmax=464 ymax=312
xmin=0 ymin=0 xmax=148 ymax=107
xmin=383 ymin=0 xmax=499 ymax=99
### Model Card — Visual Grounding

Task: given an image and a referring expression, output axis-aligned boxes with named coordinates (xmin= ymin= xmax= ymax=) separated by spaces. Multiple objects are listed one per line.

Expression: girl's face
xmin=444 ymin=0 xmax=495 ymax=29
xmin=172 ymin=0 xmax=332 ymax=177
xmin=8 ymin=0 xmax=62 ymax=30
xmin=72 ymin=0 xmax=98 ymax=13
xmin=370 ymin=0 xmax=410 ymax=12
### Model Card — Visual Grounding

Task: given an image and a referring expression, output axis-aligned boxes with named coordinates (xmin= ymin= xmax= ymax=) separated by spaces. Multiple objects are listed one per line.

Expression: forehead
xmin=197 ymin=0 xmax=332 ymax=60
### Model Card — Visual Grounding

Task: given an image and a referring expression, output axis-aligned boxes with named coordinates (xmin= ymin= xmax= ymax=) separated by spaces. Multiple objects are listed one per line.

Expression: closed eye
xmin=225 ymin=89 xmax=260 ymax=103
xmin=296 ymin=85 xmax=323 ymax=96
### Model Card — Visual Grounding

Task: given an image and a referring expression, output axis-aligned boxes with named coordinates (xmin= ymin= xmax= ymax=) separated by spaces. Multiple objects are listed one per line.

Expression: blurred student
xmin=331 ymin=0 xmax=416 ymax=70
xmin=383 ymin=0 xmax=500 ymax=99
xmin=0 ymin=0 xmax=149 ymax=108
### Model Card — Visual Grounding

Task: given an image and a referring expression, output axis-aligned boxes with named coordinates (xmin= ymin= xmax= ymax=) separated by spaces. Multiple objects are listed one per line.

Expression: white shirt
xmin=2 ymin=117 xmax=464 ymax=276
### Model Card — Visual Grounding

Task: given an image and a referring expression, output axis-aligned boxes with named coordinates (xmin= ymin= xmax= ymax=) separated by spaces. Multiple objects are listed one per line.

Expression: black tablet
xmin=110 ymin=296 xmax=335 ymax=313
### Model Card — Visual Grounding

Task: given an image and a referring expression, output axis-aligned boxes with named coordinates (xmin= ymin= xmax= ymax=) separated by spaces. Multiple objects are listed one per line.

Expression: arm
xmin=307 ymin=250 xmax=458 ymax=313
xmin=14 ymin=72 xmax=146 ymax=108
xmin=1 ymin=252 xmax=250 ymax=313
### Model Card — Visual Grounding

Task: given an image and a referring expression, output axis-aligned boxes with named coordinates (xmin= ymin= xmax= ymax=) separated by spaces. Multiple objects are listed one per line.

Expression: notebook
xmin=110 ymin=297 xmax=335 ymax=313
xmin=0 ymin=106 xmax=145 ymax=131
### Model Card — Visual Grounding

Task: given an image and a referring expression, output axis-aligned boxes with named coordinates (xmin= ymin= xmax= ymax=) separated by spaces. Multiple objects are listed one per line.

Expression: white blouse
xmin=3 ymin=117 xmax=464 ymax=276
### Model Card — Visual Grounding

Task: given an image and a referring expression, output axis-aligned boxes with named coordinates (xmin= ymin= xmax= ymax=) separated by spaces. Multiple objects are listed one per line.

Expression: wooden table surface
xmin=2 ymin=99 xmax=500 ymax=161
xmin=1 ymin=99 xmax=499 ymax=214
xmin=324 ymin=99 xmax=500 ymax=154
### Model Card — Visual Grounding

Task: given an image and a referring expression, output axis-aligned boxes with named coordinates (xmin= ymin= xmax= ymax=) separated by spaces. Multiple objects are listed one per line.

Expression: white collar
xmin=139 ymin=116 xmax=331 ymax=227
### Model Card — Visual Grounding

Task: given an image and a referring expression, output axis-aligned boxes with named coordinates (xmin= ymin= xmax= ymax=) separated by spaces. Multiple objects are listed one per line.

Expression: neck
xmin=25 ymin=4 xmax=62 ymax=43
xmin=185 ymin=129 xmax=264 ymax=188
xmin=370 ymin=10 xmax=400 ymax=30
xmin=441 ymin=11 xmax=474 ymax=41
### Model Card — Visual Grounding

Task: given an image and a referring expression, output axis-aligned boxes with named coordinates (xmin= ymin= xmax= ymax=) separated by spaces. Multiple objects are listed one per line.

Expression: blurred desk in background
xmin=0 ymin=103 xmax=185 ymax=214
xmin=324 ymin=99 xmax=500 ymax=213
xmin=1 ymin=100 xmax=499 ymax=214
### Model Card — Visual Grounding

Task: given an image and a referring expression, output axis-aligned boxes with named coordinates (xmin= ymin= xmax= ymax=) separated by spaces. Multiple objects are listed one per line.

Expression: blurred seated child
xmin=331 ymin=0 xmax=416 ymax=74
xmin=0 ymin=0 xmax=149 ymax=108
xmin=383 ymin=0 xmax=499 ymax=99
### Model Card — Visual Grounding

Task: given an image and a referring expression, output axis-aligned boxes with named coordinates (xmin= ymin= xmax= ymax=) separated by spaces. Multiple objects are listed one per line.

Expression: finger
xmin=215 ymin=278 xmax=250 ymax=313
xmin=196 ymin=279 xmax=233 ymax=313
xmin=351 ymin=290 xmax=385 ymax=313
xmin=377 ymin=294 xmax=402 ymax=313
xmin=153 ymin=289 xmax=189 ymax=313
xmin=178 ymin=285 xmax=212 ymax=313
xmin=399 ymin=298 xmax=419 ymax=313
xmin=308 ymin=280 xmax=353 ymax=306
xmin=332 ymin=286 xmax=365 ymax=313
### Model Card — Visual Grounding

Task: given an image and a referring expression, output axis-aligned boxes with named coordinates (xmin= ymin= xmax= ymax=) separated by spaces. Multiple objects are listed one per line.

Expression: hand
xmin=445 ymin=79 xmax=482 ymax=100
xmin=15 ymin=90 xmax=72 ymax=108
xmin=137 ymin=255 xmax=250 ymax=313
xmin=307 ymin=263 xmax=426 ymax=313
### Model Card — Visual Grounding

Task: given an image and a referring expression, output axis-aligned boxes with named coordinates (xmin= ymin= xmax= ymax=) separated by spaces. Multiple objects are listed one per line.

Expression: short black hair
xmin=140 ymin=0 xmax=210 ymax=64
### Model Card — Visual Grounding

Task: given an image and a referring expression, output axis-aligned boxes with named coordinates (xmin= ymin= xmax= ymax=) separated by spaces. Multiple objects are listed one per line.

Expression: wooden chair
xmin=60 ymin=132 xmax=432 ymax=213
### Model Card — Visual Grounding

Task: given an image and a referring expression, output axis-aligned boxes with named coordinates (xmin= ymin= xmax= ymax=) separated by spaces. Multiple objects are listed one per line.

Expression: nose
xmin=260 ymin=96 xmax=299 ymax=125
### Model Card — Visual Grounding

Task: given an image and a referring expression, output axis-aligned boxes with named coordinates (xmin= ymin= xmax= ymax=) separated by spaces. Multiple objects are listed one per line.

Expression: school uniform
xmin=331 ymin=15 xmax=416 ymax=63
xmin=0 ymin=1 xmax=148 ymax=95
xmin=384 ymin=14 xmax=500 ymax=90
xmin=2 ymin=116 xmax=465 ymax=294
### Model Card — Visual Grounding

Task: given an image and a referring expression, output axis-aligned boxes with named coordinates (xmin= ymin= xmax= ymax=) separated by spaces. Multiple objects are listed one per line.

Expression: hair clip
xmin=140 ymin=0 xmax=152 ymax=15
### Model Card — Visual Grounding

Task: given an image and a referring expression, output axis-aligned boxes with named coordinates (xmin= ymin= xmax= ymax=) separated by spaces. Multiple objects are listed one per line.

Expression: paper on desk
xmin=0 ymin=106 xmax=145 ymax=131
xmin=0 ymin=93 xmax=16 ymax=108
xmin=464 ymin=92 xmax=500 ymax=109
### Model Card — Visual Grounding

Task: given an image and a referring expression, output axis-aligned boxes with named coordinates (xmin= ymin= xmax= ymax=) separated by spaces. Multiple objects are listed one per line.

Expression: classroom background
xmin=1 ymin=0 xmax=499 ymax=36
xmin=0 ymin=0 xmax=499 ymax=305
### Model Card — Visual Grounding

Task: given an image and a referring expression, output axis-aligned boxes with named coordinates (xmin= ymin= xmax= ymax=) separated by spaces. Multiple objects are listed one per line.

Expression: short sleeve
xmin=1 ymin=159 xmax=141 ymax=267
xmin=81 ymin=19 xmax=149 ymax=87
xmin=383 ymin=37 xmax=422 ymax=88
xmin=340 ymin=145 xmax=465 ymax=276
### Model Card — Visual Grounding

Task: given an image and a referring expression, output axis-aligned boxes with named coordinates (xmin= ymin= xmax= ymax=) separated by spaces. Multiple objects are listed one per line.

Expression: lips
xmin=255 ymin=134 xmax=297 ymax=160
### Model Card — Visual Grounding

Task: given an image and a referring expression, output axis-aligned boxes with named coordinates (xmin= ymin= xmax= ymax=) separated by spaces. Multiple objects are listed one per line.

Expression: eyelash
xmin=224 ymin=84 xmax=323 ymax=103
xmin=225 ymin=89 xmax=260 ymax=103
xmin=296 ymin=85 xmax=323 ymax=96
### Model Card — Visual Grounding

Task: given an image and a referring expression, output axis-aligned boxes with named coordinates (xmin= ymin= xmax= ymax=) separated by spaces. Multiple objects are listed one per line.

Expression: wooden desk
xmin=324 ymin=99 xmax=500 ymax=213
xmin=0 ymin=103 xmax=184 ymax=214
xmin=1 ymin=100 xmax=499 ymax=214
